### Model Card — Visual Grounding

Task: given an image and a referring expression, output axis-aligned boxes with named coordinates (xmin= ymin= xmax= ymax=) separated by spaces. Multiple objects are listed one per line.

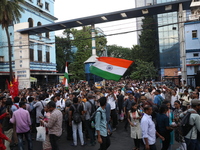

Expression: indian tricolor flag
xmin=63 ymin=62 xmax=69 ymax=88
xmin=90 ymin=57 xmax=133 ymax=81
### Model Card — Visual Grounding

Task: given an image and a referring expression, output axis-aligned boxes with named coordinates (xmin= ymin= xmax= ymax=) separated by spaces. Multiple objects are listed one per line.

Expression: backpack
xmin=180 ymin=112 xmax=195 ymax=136
xmin=30 ymin=107 xmax=37 ymax=119
xmin=89 ymin=109 xmax=102 ymax=128
xmin=88 ymin=101 xmax=96 ymax=117
xmin=72 ymin=104 xmax=82 ymax=124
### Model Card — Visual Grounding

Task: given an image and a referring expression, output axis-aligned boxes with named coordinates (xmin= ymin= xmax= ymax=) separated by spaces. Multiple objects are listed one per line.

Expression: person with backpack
xmin=154 ymin=90 xmax=164 ymax=108
xmin=85 ymin=93 xmax=96 ymax=146
xmin=179 ymin=99 xmax=200 ymax=150
xmin=69 ymin=97 xmax=85 ymax=147
xmin=95 ymin=97 xmax=111 ymax=150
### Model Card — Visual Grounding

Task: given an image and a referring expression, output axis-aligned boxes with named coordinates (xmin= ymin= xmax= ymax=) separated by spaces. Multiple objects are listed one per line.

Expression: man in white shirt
xmin=55 ymin=94 xmax=65 ymax=111
xmin=171 ymin=90 xmax=179 ymax=110
xmin=141 ymin=105 xmax=164 ymax=150
xmin=106 ymin=88 xmax=117 ymax=131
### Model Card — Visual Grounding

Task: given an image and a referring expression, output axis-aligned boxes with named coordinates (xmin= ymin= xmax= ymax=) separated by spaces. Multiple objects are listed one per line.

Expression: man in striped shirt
xmin=41 ymin=101 xmax=63 ymax=150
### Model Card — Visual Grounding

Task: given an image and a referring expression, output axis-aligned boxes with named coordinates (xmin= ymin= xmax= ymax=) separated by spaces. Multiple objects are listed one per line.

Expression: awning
xmin=30 ymin=77 xmax=37 ymax=82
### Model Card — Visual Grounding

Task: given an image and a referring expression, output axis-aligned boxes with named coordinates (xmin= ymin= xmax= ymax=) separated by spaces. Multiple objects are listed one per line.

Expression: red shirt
xmin=0 ymin=113 xmax=9 ymax=150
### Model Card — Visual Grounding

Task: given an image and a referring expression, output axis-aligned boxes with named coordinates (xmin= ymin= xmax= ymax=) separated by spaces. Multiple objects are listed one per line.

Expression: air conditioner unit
xmin=189 ymin=14 xmax=200 ymax=20
xmin=37 ymin=2 xmax=43 ymax=7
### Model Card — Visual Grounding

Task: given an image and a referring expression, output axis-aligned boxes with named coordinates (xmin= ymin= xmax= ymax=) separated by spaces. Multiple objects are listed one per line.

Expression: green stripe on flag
xmin=90 ymin=66 xmax=122 ymax=81
xmin=64 ymin=73 xmax=69 ymax=81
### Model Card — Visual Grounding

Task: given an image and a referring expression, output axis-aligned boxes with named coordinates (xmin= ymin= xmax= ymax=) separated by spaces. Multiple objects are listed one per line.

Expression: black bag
xmin=180 ymin=112 xmax=194 ymax=136
xmin=88 ymin=101 xmax=96 ymax=116
xmin=40 ymin=101 xmax=45 ymax=116
xmin=89 ymin=110 xmax=102 ymax=123
xmin=30 ymin=107 xmax=37 ymax=118
xmin=72 ymin=104 xmax=82 ymax=124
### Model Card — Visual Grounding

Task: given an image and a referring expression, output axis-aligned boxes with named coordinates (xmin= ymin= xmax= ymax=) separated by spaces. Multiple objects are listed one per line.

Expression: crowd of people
xmin=0 ymin=79 xmax=200 ymax=150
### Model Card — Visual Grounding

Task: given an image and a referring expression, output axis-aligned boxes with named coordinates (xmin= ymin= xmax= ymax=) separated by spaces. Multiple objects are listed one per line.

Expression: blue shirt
xmin=156 ymin=113 xmax=169 ymax=134
xmin=154 ymin=95 xmax=163 ymax=106
xmin=11 ymin=103 xmax=19 ymax=112
xmin=105 ymin=103 xmax=111 ymax=123
xmin=95 ymin=107 xmax=107 ymax=137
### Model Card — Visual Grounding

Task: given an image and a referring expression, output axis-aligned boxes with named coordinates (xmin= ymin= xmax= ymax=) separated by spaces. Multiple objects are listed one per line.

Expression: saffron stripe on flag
xmin=97 ymin=57 xmax=133 ymax=68
xmin=90 ymin=66 xmax=122 ymax=81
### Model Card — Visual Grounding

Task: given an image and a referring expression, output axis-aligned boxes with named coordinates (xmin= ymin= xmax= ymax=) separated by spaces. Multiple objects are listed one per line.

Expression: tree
xmin=139 ymin=16 xmax=159 ymax=68
xmin=107 ymin=45 xmax=132 ymax=60
xmin=55 ymin=29 xmax=73 ymax=72
xmin=66 ymin=26 xmax=107 ymax=81
xmin=130 ymin=59 xmax=157 ymax=81
xmin=0 ymin=0 xmax=24 ymax=81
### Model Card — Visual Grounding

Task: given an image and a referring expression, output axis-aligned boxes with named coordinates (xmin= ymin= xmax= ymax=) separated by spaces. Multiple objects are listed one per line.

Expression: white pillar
xmin=91 ymin=24 xmax=96 ymax=56
xmin=178 ymin=3 xmax=187 ymax=84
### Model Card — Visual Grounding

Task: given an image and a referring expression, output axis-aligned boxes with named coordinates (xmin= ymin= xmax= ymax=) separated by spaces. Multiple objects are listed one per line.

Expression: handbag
xmin=36 ymin=126 xmax=46 ymax=142
xmin=120 ymin=110 xmax=124 ymax=120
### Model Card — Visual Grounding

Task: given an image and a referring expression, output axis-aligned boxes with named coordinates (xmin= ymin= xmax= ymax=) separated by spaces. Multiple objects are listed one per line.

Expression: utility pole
xmin=178 ymin=3 xmax=187 ymax=84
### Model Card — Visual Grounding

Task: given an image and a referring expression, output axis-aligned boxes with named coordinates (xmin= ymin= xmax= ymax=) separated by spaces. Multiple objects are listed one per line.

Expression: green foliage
xmin=189 ymin=60 xmax=198 ymax=64
xmin=0 ymin=0 xmax=24 ymax=29
xmin=55 ymin=30 xmax=73 ymax=72
xmin=107 ymin=45 xmax=131 ymax=59
xmin=0 ymin=0 xmax=25 ymax=80
xmin=130 ymin=59 xmax=157 ymax=81
xmin=65 ymin=26 xmax=107 ymax=81
xmin=138 ymin=16 xmax=159 ymax=67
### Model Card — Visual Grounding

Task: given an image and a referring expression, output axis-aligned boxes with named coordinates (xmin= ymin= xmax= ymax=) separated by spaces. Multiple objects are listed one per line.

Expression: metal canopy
xmin=18 ymin=0 xmax=191 ymax=35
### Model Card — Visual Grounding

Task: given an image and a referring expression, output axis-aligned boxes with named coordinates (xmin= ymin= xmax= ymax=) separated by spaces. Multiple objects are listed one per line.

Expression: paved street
xmin=12 ymin=121 xmax=179 ymax=150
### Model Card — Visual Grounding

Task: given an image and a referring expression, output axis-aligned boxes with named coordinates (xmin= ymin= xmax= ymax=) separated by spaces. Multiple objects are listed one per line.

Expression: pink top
xmin=10 ymin=108 xmax=31 ymax=133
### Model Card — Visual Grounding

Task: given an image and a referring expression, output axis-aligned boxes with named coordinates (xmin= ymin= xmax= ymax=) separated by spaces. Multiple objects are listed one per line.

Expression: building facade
xmin=135 ymin=0 xmax=190 ymax=84
xmin=0 ymin=0 xmax=58 ymax=89
xmin=184 ymin=21 xmax=200 ymax=86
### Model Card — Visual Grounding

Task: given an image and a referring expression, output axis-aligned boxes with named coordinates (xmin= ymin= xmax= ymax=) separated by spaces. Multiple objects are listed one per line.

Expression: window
xmin=0 ymin=56 xmax=4 ymax=62
xmin=30 ymin=49 xmax=34 ymax=61
xmin=194 ymin=66 xmax=199 ymax=74
xmin=37 ymin=0 xmax=43 ymax=7
xmin=45 ymin=2 xmax=49 ymax=11
xmin=192 ymin=30 xmax=197 ymax=38
xmin=37 ymin=22 xmax=42 ymax=38
xmin=38 ymin=50 xmax=42 ymax=62
xmin=46 ymin=51 xmax=50 ymax=63
xmin=46 ymin=32 xmax=49 ymax=38
xmin=193 ymin=53 xmax=199 ymax=57
xmin=28 ymin=18 xmax=33 ymax=28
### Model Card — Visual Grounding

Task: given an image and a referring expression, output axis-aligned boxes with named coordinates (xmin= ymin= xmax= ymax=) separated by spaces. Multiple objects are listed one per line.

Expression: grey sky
xmin=54 ymin=0 xmax=138 ymax=48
